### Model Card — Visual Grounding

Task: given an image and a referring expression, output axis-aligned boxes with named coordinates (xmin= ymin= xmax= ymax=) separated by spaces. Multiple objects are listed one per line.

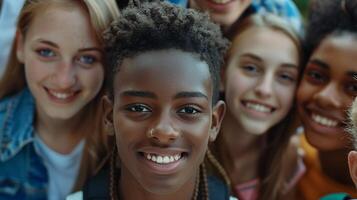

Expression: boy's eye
xmin=178 ymin=106 xmax=201 ymax=114
xmin=37 ymin=49 xmax=55 ymax=58
xmin=78 ymin=55 xmax=97 ymax=65
xmin=125 ymin=104 xmax=151 ymax=112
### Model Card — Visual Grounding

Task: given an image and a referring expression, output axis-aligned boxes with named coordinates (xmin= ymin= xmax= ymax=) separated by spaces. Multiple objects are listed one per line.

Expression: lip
xmin=44 ymin=87 xmax=80 ymax=104
xmin=300 ymin=105 xmax=346 ymax=136
xmin=203 ymin=0 xmax=236 ymax=13
xmin=240 ymin=99 xmax=276 ymax=119
xmin=137 ymin=147 xmax=188 ymax=175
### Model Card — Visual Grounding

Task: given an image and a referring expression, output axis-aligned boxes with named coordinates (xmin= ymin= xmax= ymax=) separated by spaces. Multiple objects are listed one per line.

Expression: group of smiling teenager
xmin=0 ymin=0 xmax=357 ymax=200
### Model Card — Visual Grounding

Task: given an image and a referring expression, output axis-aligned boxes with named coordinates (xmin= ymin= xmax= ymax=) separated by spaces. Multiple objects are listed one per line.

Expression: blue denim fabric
xmin=0 ymin=89 xmax=48 ymax=199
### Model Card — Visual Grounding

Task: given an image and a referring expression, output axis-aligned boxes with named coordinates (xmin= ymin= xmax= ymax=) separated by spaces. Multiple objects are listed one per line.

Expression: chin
xmin=243 ymin=124 xmax=270 ymax=136
xmin=304 ymin=129 xmax=349 ymax=151
xmin=140 ymin=180 xmax=181 ymax=195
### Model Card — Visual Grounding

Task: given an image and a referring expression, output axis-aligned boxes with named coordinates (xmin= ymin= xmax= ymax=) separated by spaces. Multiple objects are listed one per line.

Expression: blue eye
xmin=279 ymin=73 xmax=296 ymax=83
xmin=125 ymin=104 xmax=151 ymax=112
xmin=78 ymin=55 xmax=96 ymax=65
xmin=37 ymin=49 xmax=55 ymax=57
xmin=178 ymin=106 xmax=200 ymax=114
xmin=241 ymin=64 xmax=260 ymax=76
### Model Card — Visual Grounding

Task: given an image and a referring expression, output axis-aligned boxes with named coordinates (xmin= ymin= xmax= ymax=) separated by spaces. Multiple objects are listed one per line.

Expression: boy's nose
xmin=148 ymin=116 xmax=180 ymax=144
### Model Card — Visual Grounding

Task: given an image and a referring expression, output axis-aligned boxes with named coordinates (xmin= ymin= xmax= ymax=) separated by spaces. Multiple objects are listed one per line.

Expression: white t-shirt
xmin=34 ymin=135 xmax=85 ymax=200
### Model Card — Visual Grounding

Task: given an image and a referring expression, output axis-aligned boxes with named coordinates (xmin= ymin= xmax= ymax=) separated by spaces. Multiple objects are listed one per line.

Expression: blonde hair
xmin=214 ymin=14 xmax=303 ymax=200
xmin=0 ymin=0 xmax=119 ymax=191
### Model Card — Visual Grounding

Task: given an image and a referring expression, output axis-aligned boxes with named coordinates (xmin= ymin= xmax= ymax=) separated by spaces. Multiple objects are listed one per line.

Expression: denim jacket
xmin=0 ymin=88 xmax=47 ymax=200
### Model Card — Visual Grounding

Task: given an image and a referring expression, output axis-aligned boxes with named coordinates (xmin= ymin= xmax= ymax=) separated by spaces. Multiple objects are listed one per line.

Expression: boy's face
xmin=104 ymin=49 xmax=225 ymax=195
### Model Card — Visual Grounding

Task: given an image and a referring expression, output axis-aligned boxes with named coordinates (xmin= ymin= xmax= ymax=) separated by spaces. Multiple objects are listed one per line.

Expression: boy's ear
xmin=102 ymin=95 xmax=114 ymax=136
xmin=209 ymin=100 xmax=226 ymax=142
xmin=348 ymin=150 xmax=357 ymax=188
xmin=16 ymin=31 xmax=25 ymax=63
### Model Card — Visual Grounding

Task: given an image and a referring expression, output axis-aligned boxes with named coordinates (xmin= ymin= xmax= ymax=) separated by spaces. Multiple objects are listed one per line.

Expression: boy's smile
xmin=105 ymin=49 xmax=224 ymax=196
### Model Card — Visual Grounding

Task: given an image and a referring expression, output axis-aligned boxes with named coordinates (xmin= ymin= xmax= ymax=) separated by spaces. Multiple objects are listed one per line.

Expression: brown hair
xmin=211 ymin=14 xmax=303 ymax=200
xmin=0 ymin=0 xmax=119 ymax=191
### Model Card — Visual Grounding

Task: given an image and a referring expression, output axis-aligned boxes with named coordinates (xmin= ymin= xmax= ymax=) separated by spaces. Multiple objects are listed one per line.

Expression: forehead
xmin=311 ymin=34 xmax=357 ymax=73
xmin=25 ymin=3 xmax=98 ymax=47
xmin=113 ymin=50 xmax=212 ymax=97
xmin=231 ymin=27 xmax=299 ymax=65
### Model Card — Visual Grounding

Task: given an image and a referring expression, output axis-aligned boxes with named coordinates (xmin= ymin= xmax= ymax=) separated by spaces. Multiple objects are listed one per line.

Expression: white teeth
xmin=49 ymin=91 xmax=74 ymax=99
xmin=145 ymin=153 xmax=182 ymax=164
xmin=245 ymin=102 xmax=271 ymax=113
xmin=210 ymin=0 xmax=230 ymax=4
xmin=312 ymin=113 xmax=338 ymax=127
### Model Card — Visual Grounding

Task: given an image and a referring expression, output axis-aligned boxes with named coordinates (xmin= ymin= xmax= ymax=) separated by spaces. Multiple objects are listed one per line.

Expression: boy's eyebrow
xmin=174 ymin=92 xmax=208 ymax=100
xmin=121 ymin=91 xmax=157 ymax=99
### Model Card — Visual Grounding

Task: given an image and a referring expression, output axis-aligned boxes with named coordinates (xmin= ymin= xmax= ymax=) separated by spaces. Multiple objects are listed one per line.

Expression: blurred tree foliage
xmin=294 ymin=0 xmax=309 ymax=19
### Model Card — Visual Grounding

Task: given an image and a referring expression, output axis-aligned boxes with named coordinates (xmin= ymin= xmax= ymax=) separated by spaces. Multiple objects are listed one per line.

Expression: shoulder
xmin=207 ymin=175 xmax=232 ymax=200
xmin=250 ymin=0 xmax=303 ymax=32
xmin=320 ymin=193 xmax=352 ymax=200
xmin=0 ymin=88 xmax=36 ymax=161
xmin=66 ymin=191 xmax=83 ymax=200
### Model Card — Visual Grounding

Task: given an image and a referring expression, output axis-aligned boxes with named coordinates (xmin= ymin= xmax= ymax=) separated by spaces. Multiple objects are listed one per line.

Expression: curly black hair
xmin=305 ymin=0 xmax=357 ymax=60
xmin=103 ymin=0 xmax=229 ymax=104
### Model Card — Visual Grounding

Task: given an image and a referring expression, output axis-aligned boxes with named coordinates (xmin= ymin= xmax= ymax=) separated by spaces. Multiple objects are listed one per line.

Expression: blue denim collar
xmin=0 ymin=88 xmax=35 ymax=161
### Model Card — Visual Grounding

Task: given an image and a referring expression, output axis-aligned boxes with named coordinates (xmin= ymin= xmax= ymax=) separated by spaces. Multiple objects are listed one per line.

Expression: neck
xmin=35 ymin=107 xmax=85 ymax=154
xmin=319 ymin=148 xmax=354 ymax=186
xmin=216 ymin=110 xmax=264 ymax=184
xmin=120 ymin=166 xmax=197 ymax=200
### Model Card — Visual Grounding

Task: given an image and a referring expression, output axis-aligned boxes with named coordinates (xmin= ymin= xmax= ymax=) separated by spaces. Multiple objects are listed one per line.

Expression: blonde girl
xmin=0 ymin=0 xmax=118 ymax=199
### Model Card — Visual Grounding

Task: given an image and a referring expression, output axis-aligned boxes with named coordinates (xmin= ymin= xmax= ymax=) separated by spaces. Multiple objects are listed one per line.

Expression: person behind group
xmin=295 ymin=0 xmax=357 ymax=199
xmin=0 ymin=0 xmax=119 ymax=199
xmin=207 ymin=13 xmax=304 ymax=200
xmin=172 ymin=0 xmax=303 ymax=34
xmin=67 ymin=0 xmax=235 ymax=199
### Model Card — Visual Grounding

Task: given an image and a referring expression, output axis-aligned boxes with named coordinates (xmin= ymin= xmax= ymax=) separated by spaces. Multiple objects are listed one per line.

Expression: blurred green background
xmin=294 ymin=0 xmax=309 ymax=19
